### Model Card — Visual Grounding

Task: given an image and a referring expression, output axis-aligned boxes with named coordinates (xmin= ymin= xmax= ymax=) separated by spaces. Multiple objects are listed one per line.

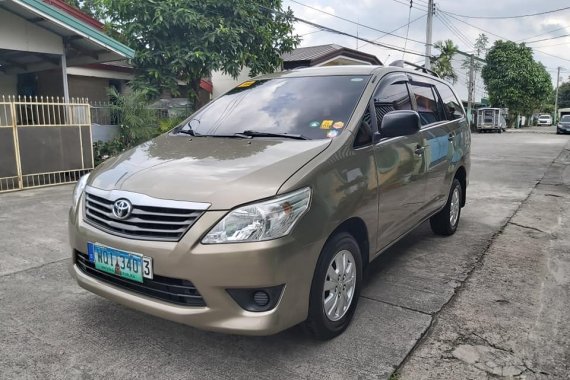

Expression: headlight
xmin=202 ymin=187 xmax=311 ymax=244
xmin=72 ymin=173 xmax=90 ymax=210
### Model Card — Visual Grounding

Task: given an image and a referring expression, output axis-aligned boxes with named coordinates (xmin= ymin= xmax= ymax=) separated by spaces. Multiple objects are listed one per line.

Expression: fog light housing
xmin=253 ymin=291 xmax=270 ymax=307
xmin=226 ymin=285 xmax=285 ymax=312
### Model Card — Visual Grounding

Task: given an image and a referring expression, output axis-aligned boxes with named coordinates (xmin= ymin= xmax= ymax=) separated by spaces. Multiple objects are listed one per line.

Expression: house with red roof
xmin=0 ymin=0 xmax=213 ymax=105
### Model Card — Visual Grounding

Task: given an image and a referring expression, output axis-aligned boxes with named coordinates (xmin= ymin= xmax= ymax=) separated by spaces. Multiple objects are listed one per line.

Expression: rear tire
xmin=430 ymin=178 xmax=462 ymax=236
xmin=304 ymin=232 xmax=362 ymax=340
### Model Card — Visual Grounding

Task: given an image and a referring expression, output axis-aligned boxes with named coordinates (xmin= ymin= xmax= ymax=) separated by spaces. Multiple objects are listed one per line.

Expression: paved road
xmin=400 ymin=139 xmax=570 ymax=378
xmin=0 ymin=131 xmax=568 ymax=379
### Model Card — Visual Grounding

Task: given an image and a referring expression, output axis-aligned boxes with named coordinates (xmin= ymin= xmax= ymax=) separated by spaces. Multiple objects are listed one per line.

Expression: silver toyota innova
xmin=69 ymin=65 xmax=470 ymax=339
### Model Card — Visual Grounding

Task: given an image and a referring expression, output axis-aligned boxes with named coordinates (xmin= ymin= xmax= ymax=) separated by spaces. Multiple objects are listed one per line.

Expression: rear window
xmin=483 ymin=110 xmax=494 ymax=123
xmin=435 ymin=83 xmax=464 ymax=120
xmin=179 ymin=75 xmax=370 ymax=140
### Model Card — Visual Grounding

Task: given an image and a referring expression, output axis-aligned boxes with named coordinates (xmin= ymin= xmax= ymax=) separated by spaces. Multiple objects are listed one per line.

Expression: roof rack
xmin=389 ymin=60 xmax=440 ymax=78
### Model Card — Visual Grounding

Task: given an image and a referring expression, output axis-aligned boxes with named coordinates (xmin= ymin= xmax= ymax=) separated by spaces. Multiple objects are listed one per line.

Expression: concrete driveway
xmin=1 ymin=132 xmax=568 ymax=379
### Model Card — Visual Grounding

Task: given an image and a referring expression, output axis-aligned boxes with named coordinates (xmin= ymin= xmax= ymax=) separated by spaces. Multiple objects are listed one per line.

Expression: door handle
xmin=414 ymin=145 xmax=425 ymax=155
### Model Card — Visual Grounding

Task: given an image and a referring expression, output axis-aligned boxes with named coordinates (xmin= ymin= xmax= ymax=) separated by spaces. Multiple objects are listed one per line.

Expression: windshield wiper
xmin=175 ymin=128 xmax=198 ymax=136
xmin=238 ymin=130 xmax=310 ymax=140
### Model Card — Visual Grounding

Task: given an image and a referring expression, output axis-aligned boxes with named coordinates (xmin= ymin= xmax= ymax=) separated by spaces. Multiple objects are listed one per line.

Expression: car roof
xmin=253 ymin=65 xmax=445 ymax=81
xmin=254 ymin=65 xmax=380 ymax=80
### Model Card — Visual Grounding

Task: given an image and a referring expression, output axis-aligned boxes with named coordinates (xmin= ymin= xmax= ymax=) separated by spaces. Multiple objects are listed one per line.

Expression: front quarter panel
xmin=279 ymin=134 xmax=379 ymax=262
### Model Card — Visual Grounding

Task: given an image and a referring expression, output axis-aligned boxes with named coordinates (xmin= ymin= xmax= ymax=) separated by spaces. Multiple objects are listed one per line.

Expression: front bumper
xmin=68 ymin=199 xmax=323 ymax=335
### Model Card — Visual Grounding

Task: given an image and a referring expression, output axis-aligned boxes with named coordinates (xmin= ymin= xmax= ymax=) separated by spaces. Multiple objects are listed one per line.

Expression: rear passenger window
xmin=373 ymin=82 xmax=412 ymax=127
xmin=411 ymin=83 xmax=443 ymax=126
xmin=436 ymin=83 xmax=465 ymax=120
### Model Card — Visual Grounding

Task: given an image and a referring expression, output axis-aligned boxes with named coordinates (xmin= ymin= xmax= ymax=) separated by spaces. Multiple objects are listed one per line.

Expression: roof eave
xmin=13 ymin=0 xmax=134 ymax=59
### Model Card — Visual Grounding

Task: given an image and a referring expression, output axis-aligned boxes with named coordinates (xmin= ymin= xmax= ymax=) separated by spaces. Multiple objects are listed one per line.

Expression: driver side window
xmin=373 ymin=82 xmax=412 ymax=128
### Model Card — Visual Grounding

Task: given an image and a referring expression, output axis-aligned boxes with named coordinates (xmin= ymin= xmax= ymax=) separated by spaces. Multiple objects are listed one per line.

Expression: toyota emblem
xmin=112 ymin=199 xmax=132 ymax=220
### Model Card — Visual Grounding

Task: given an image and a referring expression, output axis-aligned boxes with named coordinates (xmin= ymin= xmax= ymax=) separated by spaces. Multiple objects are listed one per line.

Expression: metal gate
xmin=0 ymin=96 xmax=93 ymax=193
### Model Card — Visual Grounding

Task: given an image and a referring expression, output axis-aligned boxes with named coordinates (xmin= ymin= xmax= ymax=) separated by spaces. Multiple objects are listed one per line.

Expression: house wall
xmin=211 ymin=68 xmax=251 ymax=98
xmin=0 ymin=73 xmax=17 ymax=96
xmin=68 ymin=75 xmax=110 ymax=102
xmin=0 ymin=9 xmax=63 ymax=55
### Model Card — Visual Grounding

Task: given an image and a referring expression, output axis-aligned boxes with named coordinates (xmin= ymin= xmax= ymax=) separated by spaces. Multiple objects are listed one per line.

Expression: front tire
xmin=430 ymin=178 xmax=463 ymax=236
xmin=305 ymin=232 xmax=362 ymax=340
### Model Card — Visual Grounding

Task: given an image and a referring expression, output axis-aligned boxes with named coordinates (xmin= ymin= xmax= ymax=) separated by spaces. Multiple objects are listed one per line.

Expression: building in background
xmin=211 ymin=44 xmax=382 ymax=98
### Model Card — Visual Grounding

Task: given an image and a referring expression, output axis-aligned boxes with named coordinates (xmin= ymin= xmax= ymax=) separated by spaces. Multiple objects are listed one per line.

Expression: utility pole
xmin=467 ymin=54 xmax=475 ymax=126
xmin=424 ymin=0 xmax=434 ymax=69
xmin=554 ymin=66 xmax=561 ymax=123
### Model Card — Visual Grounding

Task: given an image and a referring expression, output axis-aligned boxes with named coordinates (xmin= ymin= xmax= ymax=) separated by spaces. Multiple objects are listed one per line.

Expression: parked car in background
xmin=68 ymin=65 xmax=470 ymax=340
xmin=537 ymin=114 xmax=552 ymax=126
xmin=557 ymin=115 xmax=570 ymax=134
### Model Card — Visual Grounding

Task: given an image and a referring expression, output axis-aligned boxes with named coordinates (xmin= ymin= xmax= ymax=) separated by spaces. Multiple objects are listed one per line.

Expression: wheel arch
xmin=454 ymin=166 xmax=467 ymax=207
xmin=327 ymin=217 xmax=370 ymax=270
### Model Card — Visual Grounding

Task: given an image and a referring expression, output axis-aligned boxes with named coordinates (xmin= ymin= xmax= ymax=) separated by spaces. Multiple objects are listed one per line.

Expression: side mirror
xmin=379 ymin=110 xmax=421 ymax=139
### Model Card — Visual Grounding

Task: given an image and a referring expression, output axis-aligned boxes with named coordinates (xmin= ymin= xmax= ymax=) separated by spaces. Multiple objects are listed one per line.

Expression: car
xmin=537 ymin=114 xmax=552 ymax=126
xmin=557 ymin=115 xmax=570 ymax=134
xmin=69 ymin=65 xmax=470 ymax=340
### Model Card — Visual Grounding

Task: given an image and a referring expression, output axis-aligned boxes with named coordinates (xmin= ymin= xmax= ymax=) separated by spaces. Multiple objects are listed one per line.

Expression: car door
xmin=372 ymin=73 xmax=428 ymax=250
xmin=410 ymin=77 xmax=462 ymax=216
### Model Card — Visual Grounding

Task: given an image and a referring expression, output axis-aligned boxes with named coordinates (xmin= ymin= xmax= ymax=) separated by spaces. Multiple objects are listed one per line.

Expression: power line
xmin=525 ymin=33 xmax=570 ymax=45
xmin=287 ymin=0 xmax=426 ymax=45
xmin=358 ymin=14 xmax=426 ymax=49
xmin=441 ymin=5 xmax=570 ymax=19
xmin=436 ymin=12 xmax=473 ymax=48
xmin=440 ymin=11 xmax=570 ymax=64
xmin=255 ymin=2 xmax=430 ymax=58
xmin=290 ymin=16 xmax=430 ymax=57
xmin=516 ymin=26 xmax=568 ymax=43
xmin=530 ymin=40 xmax=570 ymax=49
xmin=402 ymin=1 xmax=414 ymax=59
xmin=389 ymin=0 xmax=428 ymax=11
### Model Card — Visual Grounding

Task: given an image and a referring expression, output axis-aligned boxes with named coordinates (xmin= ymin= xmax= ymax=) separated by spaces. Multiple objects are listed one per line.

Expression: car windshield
xmin=561 ymin=115 xmax=570 ymax=122
xmin=176 ymin=75 xmax=370 ymax=140
xmin=539 ymin=115 xmax=550 ymax=119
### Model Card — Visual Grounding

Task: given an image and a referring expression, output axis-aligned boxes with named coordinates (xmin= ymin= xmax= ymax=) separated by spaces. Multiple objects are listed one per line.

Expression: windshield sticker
xmin=320 ymin=120 xmax=334 ymax=129
xmin=332 ymin=121 xmax=345 ymax=129
xmin=237 ymin=80 xmax=256 ymax=88
xmin=309 ymin=121 xmax=320 ymax=128
xmin=327 ymin=130 xmax=339 ymax=138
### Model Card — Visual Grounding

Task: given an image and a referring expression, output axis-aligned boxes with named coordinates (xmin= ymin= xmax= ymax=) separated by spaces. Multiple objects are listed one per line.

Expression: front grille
xmin=84 ymin=192 xmax=203 ymax=242
xmin=75 ymin=251 xmax=206 ymax=306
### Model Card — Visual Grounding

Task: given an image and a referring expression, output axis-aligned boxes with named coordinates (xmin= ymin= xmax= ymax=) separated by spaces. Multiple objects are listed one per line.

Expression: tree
xmin=482 ymin=40 xmax=552 ymax=123
xmin=62 ymin=0 xmax=106 ymax=18
xmin=431 ymin=39 xmax=459 ymax=83
xmin=98 ymin=0 xmax=299 ymax=106
xmin=557 ymin=80 xmax=570 ymax=109
xmin=461 ymin=33 xmax=488 ymax=92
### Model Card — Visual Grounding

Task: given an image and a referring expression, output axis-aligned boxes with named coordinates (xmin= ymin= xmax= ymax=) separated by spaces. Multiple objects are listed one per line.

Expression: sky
xmin=284 ymin=0 xmax=570 ymax=102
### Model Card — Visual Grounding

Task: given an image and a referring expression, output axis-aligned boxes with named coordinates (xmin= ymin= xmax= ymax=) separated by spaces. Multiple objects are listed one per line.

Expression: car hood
xmin=559 ymin=121 xmax=570 ymax=126
xmin=89 ymin=134 xmax=331 ymax=210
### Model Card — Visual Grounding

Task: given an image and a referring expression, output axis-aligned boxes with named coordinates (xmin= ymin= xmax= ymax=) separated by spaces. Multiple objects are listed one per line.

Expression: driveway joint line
xmin=359 ymin=295 xmax=432 ymax=316
xmin=508 ymin=222 xmax=550 ymax=235
xmin=0 ymin=257 xmax=68 ymax=279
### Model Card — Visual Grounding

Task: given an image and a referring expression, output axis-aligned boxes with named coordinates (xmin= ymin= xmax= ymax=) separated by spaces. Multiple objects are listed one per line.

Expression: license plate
xmin=87 ymin=242 xmax=153 ymax=283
